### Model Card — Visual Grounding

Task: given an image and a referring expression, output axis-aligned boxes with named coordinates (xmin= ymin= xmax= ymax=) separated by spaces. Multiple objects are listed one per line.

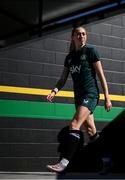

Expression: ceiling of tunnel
xmin=42 ymin=0 xmax=108 ymax=22
xmin=0 ymin=0 xmax=125 ymax=48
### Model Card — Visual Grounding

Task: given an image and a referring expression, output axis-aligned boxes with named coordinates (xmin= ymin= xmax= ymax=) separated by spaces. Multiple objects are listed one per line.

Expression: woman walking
xmin=46 ymin=25 xmax=112 ymax=173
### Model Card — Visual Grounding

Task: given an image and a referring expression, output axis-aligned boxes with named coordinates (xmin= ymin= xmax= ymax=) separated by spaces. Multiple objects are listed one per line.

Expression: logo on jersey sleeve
xmin=68 ymin=58 xmax=71 ymax=64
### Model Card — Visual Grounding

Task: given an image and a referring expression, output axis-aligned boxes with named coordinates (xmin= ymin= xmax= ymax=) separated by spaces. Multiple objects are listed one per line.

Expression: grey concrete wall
xmin=87 ymin=15 xmax=125 ymax=98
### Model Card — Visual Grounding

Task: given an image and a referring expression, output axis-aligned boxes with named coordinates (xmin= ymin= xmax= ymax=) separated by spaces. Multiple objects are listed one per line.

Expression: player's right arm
xmin=47 ymin=67 xmax=69 ymax=102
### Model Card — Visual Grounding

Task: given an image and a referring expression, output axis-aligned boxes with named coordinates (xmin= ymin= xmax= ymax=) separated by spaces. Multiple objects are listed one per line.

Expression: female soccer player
xmin=46 ymin=26 xmax=112 ymax=173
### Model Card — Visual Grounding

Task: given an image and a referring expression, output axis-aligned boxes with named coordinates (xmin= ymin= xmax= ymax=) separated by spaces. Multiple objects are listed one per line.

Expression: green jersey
xmin=64 ymin=45 xmax=100 ymax=99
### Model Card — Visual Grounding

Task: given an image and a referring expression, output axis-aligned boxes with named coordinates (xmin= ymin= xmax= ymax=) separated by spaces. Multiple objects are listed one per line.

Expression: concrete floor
xmin=0 ymin=171 xmax=125 ymax=180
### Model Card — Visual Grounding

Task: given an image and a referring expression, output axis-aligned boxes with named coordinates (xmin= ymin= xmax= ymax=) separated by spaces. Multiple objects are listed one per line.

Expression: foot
xmin=46 ymin=162 xmax=66 ymax=173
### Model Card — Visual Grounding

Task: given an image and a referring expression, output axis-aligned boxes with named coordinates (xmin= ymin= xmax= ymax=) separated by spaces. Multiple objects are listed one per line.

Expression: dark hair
xmin=69 ymin=26 xmax=77 ymax=53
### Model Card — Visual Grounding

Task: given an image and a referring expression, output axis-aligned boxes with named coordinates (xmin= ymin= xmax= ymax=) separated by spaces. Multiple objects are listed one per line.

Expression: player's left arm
xmin=93 ymin=60 xmax=112 ymax=112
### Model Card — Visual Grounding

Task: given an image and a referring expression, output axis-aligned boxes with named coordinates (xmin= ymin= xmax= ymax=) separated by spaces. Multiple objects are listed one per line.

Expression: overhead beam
xmin=41 ymin=0 xmax=125 ymax=34
xmin=1 ymin=0 xmax=125 ymax=48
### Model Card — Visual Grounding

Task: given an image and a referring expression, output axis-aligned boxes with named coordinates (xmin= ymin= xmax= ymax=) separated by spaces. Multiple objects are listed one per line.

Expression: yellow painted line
xmin=0 ymin=85 xmax=125 ymax=102
xmin=0 ymin=85 xmax=51 ymax=96
xmin=99 ymin=93 xmax=125 ymax=101
xmin=0 ymin=85 xmax=73 ymax=97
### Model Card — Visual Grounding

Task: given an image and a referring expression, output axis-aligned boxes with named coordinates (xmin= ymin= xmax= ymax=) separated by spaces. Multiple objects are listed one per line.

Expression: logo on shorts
xmin=83 ymin=99 xmax=89 ymax=104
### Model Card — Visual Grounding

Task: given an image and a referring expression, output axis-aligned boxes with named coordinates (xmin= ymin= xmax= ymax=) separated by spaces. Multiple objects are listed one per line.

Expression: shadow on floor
xmin=57 ymin=110 xmax=125 ymax=174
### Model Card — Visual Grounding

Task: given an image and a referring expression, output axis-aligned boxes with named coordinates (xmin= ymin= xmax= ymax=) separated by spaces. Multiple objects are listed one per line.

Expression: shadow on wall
xmin=57 ymin=110 xmax=125 ymax=173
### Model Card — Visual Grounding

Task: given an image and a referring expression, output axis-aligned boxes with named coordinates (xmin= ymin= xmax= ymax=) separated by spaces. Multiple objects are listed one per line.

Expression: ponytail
xmin=69 ymin=40 xmax=75 ymax=53
xmin=69 ymin=27 xmax=76 ymax=53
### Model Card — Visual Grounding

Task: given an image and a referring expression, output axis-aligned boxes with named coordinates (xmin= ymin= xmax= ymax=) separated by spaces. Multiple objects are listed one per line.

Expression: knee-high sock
xmin=64 ymin=129 xmax=81 ymax=161
xmin=89 ymin=132 xmax=99 ymax=142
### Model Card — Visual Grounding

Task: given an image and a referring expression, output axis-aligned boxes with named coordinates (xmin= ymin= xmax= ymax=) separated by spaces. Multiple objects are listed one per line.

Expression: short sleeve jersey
xmin=64 ymin=45 xmax=100 ymax=99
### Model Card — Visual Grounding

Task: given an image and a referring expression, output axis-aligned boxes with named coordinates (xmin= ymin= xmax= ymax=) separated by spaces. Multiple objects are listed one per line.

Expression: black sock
xmin=64 ymin=129 xmax=81 ymax=161
xmin=89 ymin=132 xmax=99 ymax=142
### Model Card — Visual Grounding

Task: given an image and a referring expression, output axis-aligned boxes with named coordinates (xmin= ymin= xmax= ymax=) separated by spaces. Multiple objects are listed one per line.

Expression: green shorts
xmin=75 ymin=97 xmax=99 ymax=113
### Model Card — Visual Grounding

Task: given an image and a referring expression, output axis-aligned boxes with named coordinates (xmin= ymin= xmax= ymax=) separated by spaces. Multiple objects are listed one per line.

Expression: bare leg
xmin=70 ymin=106 xmax=91 ymax=130
xmin=47 ymin=106 xmax=91 ymax=172
xmin=83 ymin=114 xmax=99 ymax=143
xmin=83 ymin=114 xmax=97 ymax=136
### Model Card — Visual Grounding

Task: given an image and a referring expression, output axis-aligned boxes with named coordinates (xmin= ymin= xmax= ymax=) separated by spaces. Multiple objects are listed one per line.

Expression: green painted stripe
xmin=0 ymin=99 xmax=124 ymax=122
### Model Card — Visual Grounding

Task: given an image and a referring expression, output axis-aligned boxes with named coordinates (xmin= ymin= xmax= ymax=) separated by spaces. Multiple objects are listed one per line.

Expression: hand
xmin=105 ymin=99 xmax=112 ymax=112
xmin=47 ymin=92 xmax=56 ymax=102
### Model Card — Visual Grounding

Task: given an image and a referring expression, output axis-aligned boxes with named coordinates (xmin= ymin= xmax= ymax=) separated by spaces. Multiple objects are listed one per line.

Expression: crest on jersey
xmin=80 ymin=54 xmax=86 ymax=60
